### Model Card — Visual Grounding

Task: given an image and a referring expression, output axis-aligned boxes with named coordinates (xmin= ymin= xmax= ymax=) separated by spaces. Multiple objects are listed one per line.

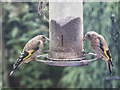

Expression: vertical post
xmin=0 ymin=2 xmax=2 ymax=88
xmin=49 ymin=1 xmax=83 ymax=60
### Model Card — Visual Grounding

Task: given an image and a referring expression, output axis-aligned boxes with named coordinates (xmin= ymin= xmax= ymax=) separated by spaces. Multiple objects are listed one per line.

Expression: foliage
xmin=2 ymin=2 xmax=119 ymax=88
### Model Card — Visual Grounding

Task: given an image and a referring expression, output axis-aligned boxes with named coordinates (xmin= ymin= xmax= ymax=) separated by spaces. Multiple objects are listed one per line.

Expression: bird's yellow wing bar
xmin=23 ymin=49 xmax=34 ymax=60
xmin=102 ymin=46 xmax=111 ymax=60
xmin=97 ymin=37 xmax=111 ymax=60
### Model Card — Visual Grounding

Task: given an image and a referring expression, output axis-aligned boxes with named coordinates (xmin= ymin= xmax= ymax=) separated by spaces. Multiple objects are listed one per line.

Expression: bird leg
xmin=33 ymin=57 xmax=38 ymax=61
xmin=95 ymin=56 xmax=103 ymax=60
xmin=81 ymin=51 xmax=89 ymax=54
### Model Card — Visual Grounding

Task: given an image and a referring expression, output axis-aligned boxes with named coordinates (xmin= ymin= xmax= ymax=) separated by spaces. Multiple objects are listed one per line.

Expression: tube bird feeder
xmin=49 ymin=1 xmax=83 ymax=59
xmin=37 ymin=1 xmax=97 ymax=66
xmin=49 ymin=17 xmax=83 ymax=60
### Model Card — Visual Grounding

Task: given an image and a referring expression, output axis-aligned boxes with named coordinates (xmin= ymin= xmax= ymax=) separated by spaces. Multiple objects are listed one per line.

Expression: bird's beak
xmin=46 ymin=38 xmax=49 ymax=41
xmin=82 ymin=37 xmax=87 ymax=41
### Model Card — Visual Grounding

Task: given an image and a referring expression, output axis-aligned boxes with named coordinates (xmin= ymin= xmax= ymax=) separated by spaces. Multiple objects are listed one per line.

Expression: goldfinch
xmin=83 ymin=31 xmax=114 ymax=76
xmin=9 ymin=35 xmax=49 ymax=76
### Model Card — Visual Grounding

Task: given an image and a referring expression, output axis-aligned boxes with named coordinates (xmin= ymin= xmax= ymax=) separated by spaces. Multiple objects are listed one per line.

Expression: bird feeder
xmin=37 ymin=1 xmax=97 ymax=66
xmin=49 ymin=17 xmax=83 ymax=60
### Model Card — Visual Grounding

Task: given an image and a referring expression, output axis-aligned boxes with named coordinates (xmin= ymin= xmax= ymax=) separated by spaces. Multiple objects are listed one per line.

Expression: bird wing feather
xmin=97 ymin=36 xmax=112 ymax=60
xmin=13 ymin=50 xmax=34 ymax=69
xmin=97 ymin=36 xmax=114 ymax=76
xmin=13 ymin=40 xmax=41 ymax=70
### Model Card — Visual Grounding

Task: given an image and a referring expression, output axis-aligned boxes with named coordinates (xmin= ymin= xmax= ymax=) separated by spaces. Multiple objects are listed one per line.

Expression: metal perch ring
xmin=37 ymin=52 xmax=98 ymax=66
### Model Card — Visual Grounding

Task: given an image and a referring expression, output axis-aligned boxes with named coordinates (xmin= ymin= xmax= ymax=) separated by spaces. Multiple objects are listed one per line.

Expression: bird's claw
xmin=82 ymin=51 xmax=89 ymax=55
xmin=95 ymin=56 xmax=103 ymax=60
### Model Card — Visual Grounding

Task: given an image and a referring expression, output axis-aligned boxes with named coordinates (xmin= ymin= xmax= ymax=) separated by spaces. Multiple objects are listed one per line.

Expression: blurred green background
xmin=2 ymin=2 xmax=119 ymax=88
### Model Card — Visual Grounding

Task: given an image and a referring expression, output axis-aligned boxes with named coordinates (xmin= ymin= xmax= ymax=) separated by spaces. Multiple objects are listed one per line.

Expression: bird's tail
xmin=9 ymin=64 xmax=18 ymax=76
xmin=9 ymin=70 xmax=14 ymax=76
xmin=9 ymin=59 xmax=23 ymax=76
xmin=105 ymin=59 xmax=114 ymax=76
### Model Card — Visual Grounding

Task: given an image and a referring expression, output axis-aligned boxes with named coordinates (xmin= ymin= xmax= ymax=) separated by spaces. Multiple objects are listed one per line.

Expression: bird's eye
xmin=87 ymin=34 xmax=90 ymax=38
xmin=42 ymin=36 xmax=46 ymax=39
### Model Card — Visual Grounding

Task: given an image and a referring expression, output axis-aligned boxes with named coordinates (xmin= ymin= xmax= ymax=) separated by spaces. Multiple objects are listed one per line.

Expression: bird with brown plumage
xmin=83 ymin=31 xmax=114 ymax=76
xmin=9 ymin=35 xmax=49 ymax=76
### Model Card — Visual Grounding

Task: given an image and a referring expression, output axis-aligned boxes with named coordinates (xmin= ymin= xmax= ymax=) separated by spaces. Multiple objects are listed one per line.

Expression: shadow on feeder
xmin=37 ymin=17 xmax=98 ymax=66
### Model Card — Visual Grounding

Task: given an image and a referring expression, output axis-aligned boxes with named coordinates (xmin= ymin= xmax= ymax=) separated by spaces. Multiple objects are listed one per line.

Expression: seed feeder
xmin=37 ymin=1 xmax=97 ymax=66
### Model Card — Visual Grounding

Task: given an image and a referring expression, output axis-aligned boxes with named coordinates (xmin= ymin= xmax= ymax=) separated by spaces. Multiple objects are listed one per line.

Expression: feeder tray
xmin=37 ymin=52 xmax=97 ymax=66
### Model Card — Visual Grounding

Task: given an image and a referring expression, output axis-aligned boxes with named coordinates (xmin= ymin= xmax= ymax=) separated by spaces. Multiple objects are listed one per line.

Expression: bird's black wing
xmin=9 ymin=50 xmax=30 ymax=76
xmin=13 ymin=41 xmax=40 ymax=70
xmin=97 ymin=37 xmax=114 ymax=67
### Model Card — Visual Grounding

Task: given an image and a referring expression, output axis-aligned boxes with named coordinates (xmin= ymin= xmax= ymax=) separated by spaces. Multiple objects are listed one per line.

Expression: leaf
xmin=11 ymin=27 xmax=19 ymax=38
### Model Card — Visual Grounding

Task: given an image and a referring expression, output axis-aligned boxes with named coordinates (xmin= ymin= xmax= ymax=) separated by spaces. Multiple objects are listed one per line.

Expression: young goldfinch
xmin=9 ymin=35 xmax=49 ymax=76
xmin=83 ymin=31 xmax=114 ymax=76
